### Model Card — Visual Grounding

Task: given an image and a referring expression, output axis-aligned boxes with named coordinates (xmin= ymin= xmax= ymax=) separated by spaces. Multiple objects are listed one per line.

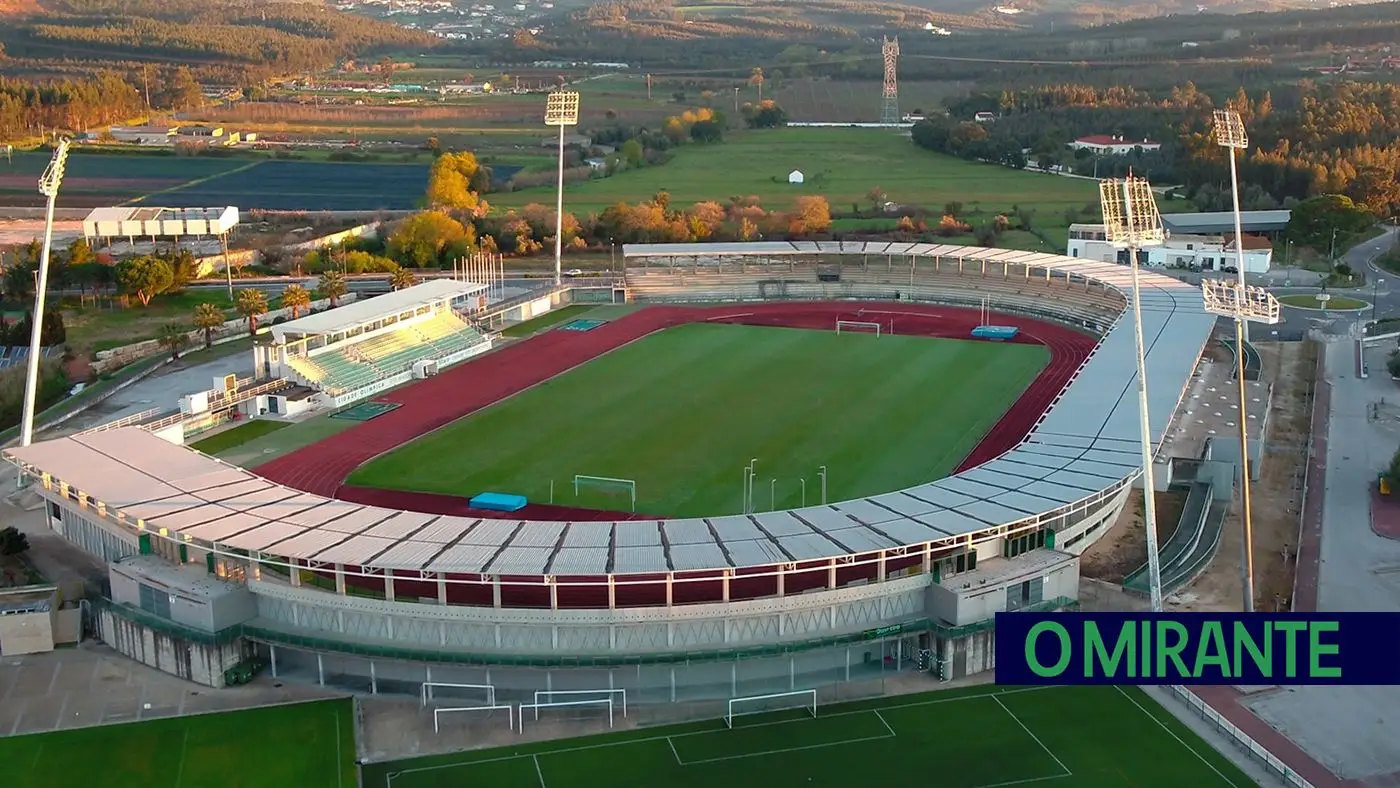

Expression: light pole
xmin=1374 ymin=278 xmax=1385 ymax=323
xmin=544 ymin=91 xmax=580 ymax=287
xmin=818 ymin=465 xmax=828 ymax=505
xmin=1201 ymin=279 xmax=1280 ymax=613
xmin=800 ymin=478 xmax=806 ymax=508
xmin=1099 ymin=175 xmax=1168 ymax=613
xmin=20 ymin=138 xmax=71 ymax=448
xmin=1214 ymin=109 xmax=1251 ymax=343
xmin=770 ymin=478 xmax=776 ymax=510
xmin=748 ymin=459 xmax=757 ymax=513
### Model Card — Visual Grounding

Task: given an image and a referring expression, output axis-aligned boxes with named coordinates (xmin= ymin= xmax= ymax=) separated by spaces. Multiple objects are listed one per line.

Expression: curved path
xmin=254 ymin=302 xmax=1095 ymax=518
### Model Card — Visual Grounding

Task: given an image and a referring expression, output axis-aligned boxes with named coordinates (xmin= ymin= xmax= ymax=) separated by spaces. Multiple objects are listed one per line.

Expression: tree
xmin=0 ymin=526 xmax=28 ymax=557
xmin=281 ymin=283 xmax=311 ymax=319
xmin=388 ymin=211 xmax=473 ymax=268
xmin=235 ymin=289 xmax=268 ymax=336
xmin=192 ymin=303 xmax=224 ymax=349
xmin=318 ymin=270 xmax=348 ymax=308
xmin=867 ymin=187 xmax=888 ymax=212
xmin=66 ymin=237 xmax=94 ymax=268
xmin=390 ymin=267 xmax=418 ymax=291
xmin=741 ymin=99 xmax=787 ymax=129
xmin=116 ymin=256 xmax=174 ymax=307
xmin=425 ymin=151 xmax=489 ymax=215
xmin=1285 ymin=195 xmax=1375 ymax=253
xmin=157 ymin=323 xmax=190 ymax=360
xmin=789 ymin=196 xmax=832 ymax=235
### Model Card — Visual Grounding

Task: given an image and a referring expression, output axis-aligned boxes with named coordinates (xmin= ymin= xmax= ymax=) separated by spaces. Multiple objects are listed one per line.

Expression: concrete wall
xmin=940 ymin=628 xmax=996 ymax=680
xmin=109 ymin=560 xmax=257 ymax=633
xmin=0 ymin=612 xmax=55 ymax=656
xmin=926 ymin=553 xmax=1079 ymax=627
xmin=97 ymin=608 xmax=246 ymax=688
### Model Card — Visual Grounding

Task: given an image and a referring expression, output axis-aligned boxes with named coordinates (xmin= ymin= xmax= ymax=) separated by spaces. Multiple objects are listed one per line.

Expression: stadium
xmin=4 ymin=241 xmax=1221 ymax=715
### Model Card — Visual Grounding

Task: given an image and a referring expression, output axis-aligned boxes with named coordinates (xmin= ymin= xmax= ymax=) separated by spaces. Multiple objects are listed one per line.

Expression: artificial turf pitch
xmin=0 ymin=699 xmax=356 ymax=788
xmin=347 ymin=322 xmax=1049 ymax=517
xmin=364 ymin=684 xmax=1253 ymax=788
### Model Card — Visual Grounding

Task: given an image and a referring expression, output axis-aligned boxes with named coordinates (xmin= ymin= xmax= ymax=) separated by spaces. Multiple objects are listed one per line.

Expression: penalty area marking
xmin=992 ymin=695 xmax=1072 ymax=778
xmin=1114 ymin=686 xmax=1241 ymax=788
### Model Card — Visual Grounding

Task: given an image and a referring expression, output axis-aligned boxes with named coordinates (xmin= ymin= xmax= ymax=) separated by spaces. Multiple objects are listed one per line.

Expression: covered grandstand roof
xmin=7 ymin=243 xmax=1217 ymax=578
xmin=1160 ymin=210 xmax=1290 ymax=235
xmin=270 ymin=279 xmax=486 ymax=340
xmin=82 ymin=206 xmax=240 ymax=238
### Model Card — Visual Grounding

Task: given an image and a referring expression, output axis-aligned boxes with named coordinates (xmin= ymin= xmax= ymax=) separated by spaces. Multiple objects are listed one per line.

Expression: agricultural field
xmin=494 ymin=126 xmax=1101 ymax=225
xmin=153 ymin=159 xmax=431 ymax=211
xmin=768 ymin=79 xmax=973 ymax=123
xmin=348 ymin=322 xmax=1048 ymax=517
xmin=0 ymin=152 xmax=249 ymax=208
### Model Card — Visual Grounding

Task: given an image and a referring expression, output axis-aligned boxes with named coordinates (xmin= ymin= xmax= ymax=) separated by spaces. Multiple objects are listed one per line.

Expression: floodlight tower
xmin=545 ymin=91 xmax=580 ymax=286
xmin=1099 ymin=175 xmax=1167 ymax=613
xmin=880 ymin=36 xmax=900 ymax=126
xmin=1214 ymin=109 xmax=1251 ymax=342
xmin=1201 ymin=272 xmax=1281 ymax=614
xmin=20 ymin=138 xmax=71 ymax=448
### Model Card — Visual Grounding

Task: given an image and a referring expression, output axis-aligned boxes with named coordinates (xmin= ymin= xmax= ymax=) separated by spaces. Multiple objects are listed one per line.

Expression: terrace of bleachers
xmin=284 ymin=311 xmax=487 ymax=397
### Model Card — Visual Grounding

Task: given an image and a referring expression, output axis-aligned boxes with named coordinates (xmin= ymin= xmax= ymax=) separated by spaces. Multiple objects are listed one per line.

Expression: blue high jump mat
xmin=559 ymin=318 xmax=607 ymax=332
xmin=971 ymin=325 xmax=1019 ymax=341
xmin=470 ymin=492 xmax=528 ymax=512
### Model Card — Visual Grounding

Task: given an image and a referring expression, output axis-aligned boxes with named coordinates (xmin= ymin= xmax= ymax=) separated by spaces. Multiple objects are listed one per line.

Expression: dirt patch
xmin=1172 ymin=341 xmax=1315 ymax=612
xmin=1080 ymin=487 xmax=1186 ymax=583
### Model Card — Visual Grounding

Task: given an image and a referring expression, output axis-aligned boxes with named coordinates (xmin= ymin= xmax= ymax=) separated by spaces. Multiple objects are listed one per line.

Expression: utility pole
xmin=645 ymin=74 xmax=652 ymax=101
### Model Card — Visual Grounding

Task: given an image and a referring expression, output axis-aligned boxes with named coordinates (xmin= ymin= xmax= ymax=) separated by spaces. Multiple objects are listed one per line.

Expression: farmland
xmin=0 ymin=152 xmax=249 ymax=208
xmin=494 ymin=126 xmax=1100 ymax=225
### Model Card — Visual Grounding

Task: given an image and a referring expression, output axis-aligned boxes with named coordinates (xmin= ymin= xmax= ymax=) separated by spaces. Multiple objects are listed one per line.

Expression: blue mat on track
xmin=971 ymin=325 xmax=1019 ymax=341
xmin=469 ymin=492 xmax=528 ymax=512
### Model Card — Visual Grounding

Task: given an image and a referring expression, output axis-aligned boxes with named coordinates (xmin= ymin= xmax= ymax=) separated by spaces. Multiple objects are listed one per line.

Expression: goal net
xmin=725 ymin=689 xmax=818 ymax=729
xmin=835 ymin=320 xmax=881 ymax=337
xmin=421 ymin=682 xmax=496 ymax=708
xmin=574 ymin=475 xmax=637 ymax=511
xmin=518 ymin=697 xmax=615 ymax=733
xmin=433 ymin=704 xmax=513 ymax=734
xmin=534 ymin=689 xmax=627 ymax=718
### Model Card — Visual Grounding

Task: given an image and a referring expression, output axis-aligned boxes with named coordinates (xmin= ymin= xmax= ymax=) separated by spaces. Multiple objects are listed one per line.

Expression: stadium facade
xmin=4 ymin=242 xmax=1218 ymax=705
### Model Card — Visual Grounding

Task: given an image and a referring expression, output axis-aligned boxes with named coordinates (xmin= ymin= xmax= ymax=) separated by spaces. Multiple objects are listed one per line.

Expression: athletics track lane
xmin=254 ymin=303 xmax=1094 ymax=517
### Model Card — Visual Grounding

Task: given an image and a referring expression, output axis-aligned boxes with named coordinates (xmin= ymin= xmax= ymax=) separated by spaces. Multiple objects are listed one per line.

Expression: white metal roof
xmin=6 ymin=242 xmax=1215 ymax=578
xmin=270 ymin=279 xmax=485 ymax=339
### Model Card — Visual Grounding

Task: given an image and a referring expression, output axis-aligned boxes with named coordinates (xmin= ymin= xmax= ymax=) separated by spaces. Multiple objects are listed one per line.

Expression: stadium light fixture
xmin=20 ymin=138 xmax=71 ymax=448
xmin=1213 ymin=109 xmax=1250 ymax=342
xmin=1098 ymin=175 xmax=1166 ymax=614
xmin=544 ymin=91 xmax=580 ymax=287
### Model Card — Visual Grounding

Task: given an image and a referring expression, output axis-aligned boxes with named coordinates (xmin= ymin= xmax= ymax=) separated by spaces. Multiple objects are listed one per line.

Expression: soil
xmin=1080 ymin=488 xmax=1186 ymax=583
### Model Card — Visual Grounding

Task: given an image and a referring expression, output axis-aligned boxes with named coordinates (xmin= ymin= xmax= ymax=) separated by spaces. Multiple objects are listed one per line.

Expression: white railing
xmin=76 ymin=407 xmax=163 ymax=435
xmin=1166 ymin=686 xmax=1315 ymax=788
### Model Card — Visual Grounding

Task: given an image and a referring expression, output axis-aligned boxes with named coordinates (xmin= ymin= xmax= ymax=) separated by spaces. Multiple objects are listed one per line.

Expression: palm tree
xmin=235 ymin=288 xmax=269 ymax=336
xmin=281 ymin=283 xmax=311 ymax=319
xmin=318 ymin=270 xmax=348 ymax=308
xmin=192 ymin=303 xmax=224 ymax=349
xmin=157 ymin=323 xmax=190 ymax=360
xmin=389 ymin=267 xmax=417 ymax=291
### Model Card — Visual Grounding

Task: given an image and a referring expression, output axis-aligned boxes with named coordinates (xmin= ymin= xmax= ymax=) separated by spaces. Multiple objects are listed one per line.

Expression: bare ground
xmin=1080 ymin=488 xmax=1186 ymax=583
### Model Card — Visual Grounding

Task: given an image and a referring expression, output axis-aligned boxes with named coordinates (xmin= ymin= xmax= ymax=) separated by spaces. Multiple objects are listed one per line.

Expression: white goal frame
xmin=725 ymin=689 xmax=818 ymax=729
xmin=835 ymin=320 xmax=881 ymax=337
xmin=421 ymin=682 xmax=496 ymax=707
xmin=574 ymin=475 xmax=636 ymax=511
xmin=533 ymin=688 xmax=627 ymax=718
xmin=433 ymin=704 xmax=514 ymax=733
xmin=517 ymin=697 xmax=615 ymax=733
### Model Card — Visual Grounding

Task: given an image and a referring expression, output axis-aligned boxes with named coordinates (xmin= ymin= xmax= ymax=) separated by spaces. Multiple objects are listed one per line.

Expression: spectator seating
xmin=284 ymin=310 xmax=488 ymax=396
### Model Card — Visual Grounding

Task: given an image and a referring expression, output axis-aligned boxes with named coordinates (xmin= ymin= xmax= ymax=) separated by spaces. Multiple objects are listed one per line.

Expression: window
xmin=1005 ymin=577 xmax=1045 ymax=611
xmin=137 ymin=583 xmax=172 ymax=620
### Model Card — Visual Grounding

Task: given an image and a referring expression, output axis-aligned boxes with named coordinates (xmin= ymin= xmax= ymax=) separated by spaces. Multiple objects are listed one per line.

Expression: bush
xmin=0 ymin=526 xmax=29 ymax=557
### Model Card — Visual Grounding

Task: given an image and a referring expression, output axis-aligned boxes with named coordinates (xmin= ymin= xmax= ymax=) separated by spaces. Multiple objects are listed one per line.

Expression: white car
xmin=563 ymin=268 xmax=584 ymax=277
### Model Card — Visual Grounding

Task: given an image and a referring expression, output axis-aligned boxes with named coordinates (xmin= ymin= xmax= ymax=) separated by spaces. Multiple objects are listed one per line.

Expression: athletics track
xmin=254 ymin=302 xmax=1096 ymax=520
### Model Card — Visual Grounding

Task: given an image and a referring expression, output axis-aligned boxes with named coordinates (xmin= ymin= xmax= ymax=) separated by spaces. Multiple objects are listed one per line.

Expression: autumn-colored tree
xmin=390 ymin=267 xmax=417 ymax=291
xmin=789 ymin=196 xmax=832 ymax=235
xmin=425 ymin=151 xmax=490 ymax=215
xmin=388 ymin=211 xmax=475 ymax=268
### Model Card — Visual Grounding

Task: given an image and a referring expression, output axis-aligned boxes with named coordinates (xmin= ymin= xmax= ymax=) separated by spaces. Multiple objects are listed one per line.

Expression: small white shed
xmin=788 ymin=169 xmax=805 ymax=184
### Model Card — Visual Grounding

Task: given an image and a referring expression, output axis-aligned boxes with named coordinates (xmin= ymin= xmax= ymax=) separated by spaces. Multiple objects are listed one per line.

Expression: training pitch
xmin=364 ymin=684 xmax=1253 ymax=788
xmin=0 ymin=699 xmax=355 ymax=788
xmin=347 ymin=322 xmax=1048 ymax=516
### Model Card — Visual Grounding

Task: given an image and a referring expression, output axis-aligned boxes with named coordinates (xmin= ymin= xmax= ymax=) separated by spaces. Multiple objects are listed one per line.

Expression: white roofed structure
xmin=83 ymin=206 xmax=239 ymax=242
xmin=269 ymin=279 xmax=485 ymax=341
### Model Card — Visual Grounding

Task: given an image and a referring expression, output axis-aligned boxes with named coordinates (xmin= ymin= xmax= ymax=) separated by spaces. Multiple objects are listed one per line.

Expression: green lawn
xmin=1278 ymin=293 xmax=1368 ymax=309
xmin=363 ymin=684 xmax=1252 ymax=788
xmin=500 ymin=304 xmax=595 ymax=337
xmin=492 ymin=127 xmax=1100 ymax=221
xmin=0 ymin=699 xmax=355 ymax=788
xmin=347 ymin=322 xmax=1047 ymax=516
xmin=190 ymin=418 xmax=291 ymax=454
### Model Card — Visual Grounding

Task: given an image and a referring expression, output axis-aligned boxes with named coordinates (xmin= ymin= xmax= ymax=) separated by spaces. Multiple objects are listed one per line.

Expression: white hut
xmin=787 ymin=169 xmax=805 ymax=184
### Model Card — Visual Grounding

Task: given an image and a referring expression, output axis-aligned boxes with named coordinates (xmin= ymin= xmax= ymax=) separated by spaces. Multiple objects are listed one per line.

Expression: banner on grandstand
xmin=993 ymin=612 xmax=1400 ymax=685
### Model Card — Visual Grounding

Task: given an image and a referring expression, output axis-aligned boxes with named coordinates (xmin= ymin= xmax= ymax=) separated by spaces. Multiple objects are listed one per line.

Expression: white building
xmin=788 ymin=170 xmax=805 ymax=184
xmin=1069 ymin=134 xmax=1162 ymax=155
xmin=1067 ymin=223 xmax=1273 ymax=273
xmin=107 ymin=125 xmax=177 ymax=145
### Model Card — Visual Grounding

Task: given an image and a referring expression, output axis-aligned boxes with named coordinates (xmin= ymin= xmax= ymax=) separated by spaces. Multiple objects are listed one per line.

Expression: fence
xmin=1165 ymin=686 xmax=1315 ymax=788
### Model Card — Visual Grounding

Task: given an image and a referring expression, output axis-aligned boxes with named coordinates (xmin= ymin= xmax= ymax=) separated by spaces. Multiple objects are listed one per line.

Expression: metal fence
xmin=1166 ymin=686 xmax=1315 ymax=788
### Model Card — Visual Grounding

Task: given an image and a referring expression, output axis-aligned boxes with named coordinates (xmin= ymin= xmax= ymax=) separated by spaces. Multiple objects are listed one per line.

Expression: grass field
xmin=362 ymin=685 xmax=1253 ymax=788
xmin=190 ymin=418 xmax=290 ymax=454
xmin=347 ymin=322 xmax=1047 ymax=516
xmin=0 ymin=699 xmax=356 ymax=788
xmin=1278 ymin=293 xmax=1368 ymax=309
xmin=492 ymin=127 xmax=1099 ymax=222
xmin=500 ymin=304 xmax=595 ymax=337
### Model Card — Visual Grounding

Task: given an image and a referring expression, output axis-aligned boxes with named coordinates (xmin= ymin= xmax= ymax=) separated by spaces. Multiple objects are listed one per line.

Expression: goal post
xmin=835 ymin=320 xmax=881 ymax=337
xmin=725 ymin=689 xmax=818 ymax=729
xmin=573 ymin=475 xmax=636 ymax=512
xmin=533 ymin=689 xmax=627 ymax=718
xmin=517 ymin=697 xmax=615 ymax=733
xmin=433 ymin=704 xmax=513 ymax=734
xmin=421 ymin=682 xmax=496 ymax=707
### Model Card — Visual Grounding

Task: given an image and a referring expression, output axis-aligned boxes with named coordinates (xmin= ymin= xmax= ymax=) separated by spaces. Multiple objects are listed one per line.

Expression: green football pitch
xmin=347 ymin=323 xmax=1049 ymax=516
xmin=363 ymin=685 xmax=1254 ymax=788
xmin=0 ymin=699 xmax=356 ymax=788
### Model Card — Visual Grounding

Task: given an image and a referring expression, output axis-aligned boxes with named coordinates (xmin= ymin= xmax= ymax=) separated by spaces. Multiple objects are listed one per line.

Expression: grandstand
xmin=0 ymin=345 xmax=64 ymax=370
xmin=260 ymin=279 xmax=493 ymax=407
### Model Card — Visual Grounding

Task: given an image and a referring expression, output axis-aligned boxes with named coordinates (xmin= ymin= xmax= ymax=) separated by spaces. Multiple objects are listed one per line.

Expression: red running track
xmin=254 ymin=302 xmax=1095 ymax=517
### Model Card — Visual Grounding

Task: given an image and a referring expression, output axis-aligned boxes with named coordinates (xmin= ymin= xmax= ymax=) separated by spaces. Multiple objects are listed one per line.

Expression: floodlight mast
xmin=1099 ymin=175 xmax=1166 ymax=614
xmin=20 ymin=138 xmax=71 ymax=448
xmin=1213 ymin=109 xmax=1251 ymax=343
xmin=545 ymin=91 xmax=580 ymax=286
